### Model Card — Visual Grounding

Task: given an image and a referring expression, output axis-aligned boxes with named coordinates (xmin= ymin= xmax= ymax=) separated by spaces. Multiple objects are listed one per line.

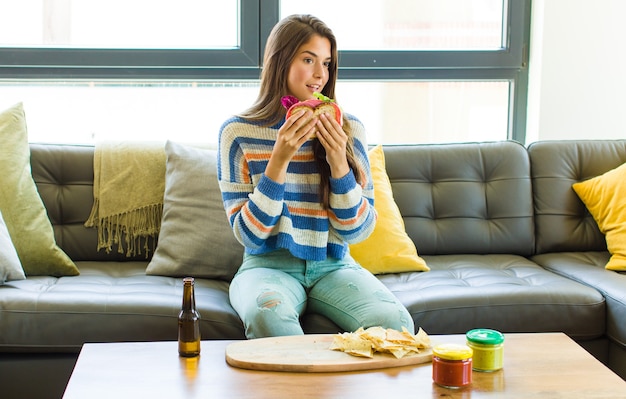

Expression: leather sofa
xmin=1 ymin=139 xmax=625 ymax=398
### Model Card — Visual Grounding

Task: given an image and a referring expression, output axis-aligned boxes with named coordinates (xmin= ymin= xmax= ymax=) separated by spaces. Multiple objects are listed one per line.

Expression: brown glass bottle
xmin=178 ymin=277 xmax=201 ymax=357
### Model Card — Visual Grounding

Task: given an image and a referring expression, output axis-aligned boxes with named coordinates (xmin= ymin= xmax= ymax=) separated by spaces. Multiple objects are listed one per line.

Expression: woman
xmin=218 ymin=14 xmax=414 ymax=339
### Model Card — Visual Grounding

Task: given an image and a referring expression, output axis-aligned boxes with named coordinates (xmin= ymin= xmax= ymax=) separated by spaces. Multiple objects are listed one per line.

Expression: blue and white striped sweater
xmin=217 ymin=115 xmax=376 ymax=261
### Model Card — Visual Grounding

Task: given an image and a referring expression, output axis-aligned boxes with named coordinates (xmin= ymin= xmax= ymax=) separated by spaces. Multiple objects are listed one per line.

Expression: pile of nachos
xmin=329 ymin=326 xmax=431 ymax=359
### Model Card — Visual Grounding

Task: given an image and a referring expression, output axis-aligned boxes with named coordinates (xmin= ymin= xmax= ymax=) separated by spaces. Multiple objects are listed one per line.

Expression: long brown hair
xmin=239 ymin=14 xmax=362 ymax=208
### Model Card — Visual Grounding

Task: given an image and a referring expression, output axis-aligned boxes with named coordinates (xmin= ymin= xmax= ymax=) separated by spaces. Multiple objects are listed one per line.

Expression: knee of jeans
xmin=256 ymin=290 xmax=283 ymax=310
xmin=365 ymin=291 xmax=415 ymax=333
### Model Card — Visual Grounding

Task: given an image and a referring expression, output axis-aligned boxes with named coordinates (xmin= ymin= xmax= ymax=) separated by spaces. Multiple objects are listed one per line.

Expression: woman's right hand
xmin=265 ymin=109 xmax=317 ymax=183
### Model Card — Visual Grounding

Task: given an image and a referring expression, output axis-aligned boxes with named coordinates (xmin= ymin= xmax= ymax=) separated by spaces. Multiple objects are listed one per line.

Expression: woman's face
xmin=287 ymin=34 xmax=332 ymax=101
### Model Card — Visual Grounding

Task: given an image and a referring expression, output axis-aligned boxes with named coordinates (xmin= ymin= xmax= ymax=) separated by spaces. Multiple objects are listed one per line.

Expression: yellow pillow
xmin=572 ymin=162 xmax=626 ymax=271
xmin=350 ymin=145 xmax=429 ymax=274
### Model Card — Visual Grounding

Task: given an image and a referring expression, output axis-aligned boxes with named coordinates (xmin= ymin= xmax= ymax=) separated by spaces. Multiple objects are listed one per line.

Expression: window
xmin=281 ymin=0 xmax=506 ymax=51
xmin=339 ymin=81 xmax=509 ymax=144
xmin=1 ymin=0 xmax=239 ymax=49
xmin=0 ymin=0 xmax=530 ymax=145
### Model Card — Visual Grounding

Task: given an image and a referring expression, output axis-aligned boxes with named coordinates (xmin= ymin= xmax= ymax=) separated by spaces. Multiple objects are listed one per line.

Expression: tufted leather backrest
xmin=528 ymin=139 xmax=626 ymax=254
xmin=35 ymin=140 xmax=618 ymax=261
xmin=382 ymin=141 xmax=535 ymax=256
xmin=30 ymin=143 xmax=148 ymax=261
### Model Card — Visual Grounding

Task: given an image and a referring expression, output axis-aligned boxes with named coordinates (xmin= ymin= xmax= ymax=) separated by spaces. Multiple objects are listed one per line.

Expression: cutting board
xmin=225 ymin=334 xmax=432 ymax=373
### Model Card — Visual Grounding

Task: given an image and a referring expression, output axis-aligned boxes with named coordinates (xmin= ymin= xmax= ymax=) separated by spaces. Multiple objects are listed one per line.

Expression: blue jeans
xmin=229 ymin=249 xmax=415 ymax=339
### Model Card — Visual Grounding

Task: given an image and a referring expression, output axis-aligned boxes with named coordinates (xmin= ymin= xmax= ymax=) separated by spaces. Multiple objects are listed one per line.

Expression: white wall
xmin=526 ymin=0 xmax=626 ymax=143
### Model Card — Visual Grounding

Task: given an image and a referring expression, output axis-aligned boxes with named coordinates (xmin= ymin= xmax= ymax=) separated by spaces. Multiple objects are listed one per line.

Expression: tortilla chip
xmin=330 ymin=332 xmax=373 ymax=358
xmin=330 ymin=326 xmax=431 ymax=359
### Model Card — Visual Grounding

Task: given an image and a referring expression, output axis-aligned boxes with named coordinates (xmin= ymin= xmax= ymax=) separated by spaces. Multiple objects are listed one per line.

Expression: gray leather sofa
xmin=1 ymin=139 xmax=625 ymax=398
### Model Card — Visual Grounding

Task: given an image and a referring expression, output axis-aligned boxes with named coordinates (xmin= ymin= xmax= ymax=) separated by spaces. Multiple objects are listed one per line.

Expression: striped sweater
xmin=217 ymin=115 xmax=377 ymax=261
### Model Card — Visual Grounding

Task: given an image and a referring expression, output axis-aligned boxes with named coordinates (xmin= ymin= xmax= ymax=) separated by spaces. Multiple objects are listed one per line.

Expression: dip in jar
xmin=466 ymin=328 xmax=504 ymax=372
xmin=432 ymin=343 xmax=473 ymax=388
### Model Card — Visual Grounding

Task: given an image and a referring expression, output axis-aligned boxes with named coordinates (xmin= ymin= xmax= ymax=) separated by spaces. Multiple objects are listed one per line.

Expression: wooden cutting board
xmin=225 ymin=334 xmax=432 ymax=373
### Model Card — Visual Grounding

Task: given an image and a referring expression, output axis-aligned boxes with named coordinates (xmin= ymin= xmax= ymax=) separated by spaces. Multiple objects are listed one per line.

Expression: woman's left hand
xmin=316 ymin=113 xmax=351 ymax=178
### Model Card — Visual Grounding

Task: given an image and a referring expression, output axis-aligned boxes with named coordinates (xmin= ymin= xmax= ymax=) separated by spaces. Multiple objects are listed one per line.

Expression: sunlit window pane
xmin=0 ymin=80 xmax=508 ymax=145
xmin=280 ymin=0 xmax=504 ymax=50
xmin=338 ymin=81 xmax=509 ymax=144
xmin=0 ymin=0 xmax=239 ymax=49
xmin=0 ymin=82 xmax=259 ymax=144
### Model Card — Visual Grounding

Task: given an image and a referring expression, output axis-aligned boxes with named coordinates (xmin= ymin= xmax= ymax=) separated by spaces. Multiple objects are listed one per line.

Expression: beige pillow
xmin=146 ymin=141 xmax=243 ymax=280
xmin=350 ymin=145 xmax=429 ymax=274
xmin=0 ymin=103 xmax=78 ymax=276
xmin=0 ymin=209 xmax=25 ymax=283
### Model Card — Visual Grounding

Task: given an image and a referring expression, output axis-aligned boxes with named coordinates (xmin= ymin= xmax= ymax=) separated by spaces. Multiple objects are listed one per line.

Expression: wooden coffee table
xmin=62 ymin=333 xmax=626 ymax=398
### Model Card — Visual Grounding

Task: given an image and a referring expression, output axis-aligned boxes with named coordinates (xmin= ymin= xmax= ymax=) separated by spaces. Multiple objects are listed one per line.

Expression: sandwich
xmin=281 ymin=92 xmax=343 ymax=138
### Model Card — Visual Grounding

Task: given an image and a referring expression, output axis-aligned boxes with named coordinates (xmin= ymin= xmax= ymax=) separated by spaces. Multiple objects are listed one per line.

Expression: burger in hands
xmin=281 ymin=92 xmax=343 ymax=139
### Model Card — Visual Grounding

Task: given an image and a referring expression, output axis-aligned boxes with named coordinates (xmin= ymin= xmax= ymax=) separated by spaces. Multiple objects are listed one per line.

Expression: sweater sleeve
xmin=217 ymin=120 xmax=285 ymax=250
xmin=327 ymin=117 xmax=377 ymax=244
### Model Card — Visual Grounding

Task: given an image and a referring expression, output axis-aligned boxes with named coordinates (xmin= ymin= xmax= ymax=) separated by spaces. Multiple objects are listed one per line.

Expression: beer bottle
xmin=178 ymin=277 xmax=201 ymax=357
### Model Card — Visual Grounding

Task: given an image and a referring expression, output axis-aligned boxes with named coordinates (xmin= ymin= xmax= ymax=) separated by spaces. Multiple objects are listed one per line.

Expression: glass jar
xmin=466 ymin=329 xmax=504 ymax=372
xmin=432 ymin=343 xmax=473 ymax=389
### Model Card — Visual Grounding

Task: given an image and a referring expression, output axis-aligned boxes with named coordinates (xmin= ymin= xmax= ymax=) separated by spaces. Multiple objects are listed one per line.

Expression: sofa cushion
xmin=572 ymin=162 xmax=626 ymax=271
xmin=0 ymin=209 xmax=25 ymax=284
xmin=0 ymin=261 xmax=245 ymax=350
xmin=146 ymin=141 xmax=244 ymax=280
xmin=376 ymin=254 xmax=606 ymax=340
xmin=528 ymin=140 xmax=626 ymax=254
xmin=532 ymin=252 xmax=626 ymax=346
xmin=382 ymin=141 xmax=534 ymax=256
xmin=349 ymin=145 xmax=429 ymax=274
xmin=0 ymin=103 xmax=78 ymax=276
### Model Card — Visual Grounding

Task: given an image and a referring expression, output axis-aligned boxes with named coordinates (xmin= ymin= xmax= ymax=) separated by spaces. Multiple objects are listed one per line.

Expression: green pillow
xmin=0 ymin=103 xmax=78 ymax=276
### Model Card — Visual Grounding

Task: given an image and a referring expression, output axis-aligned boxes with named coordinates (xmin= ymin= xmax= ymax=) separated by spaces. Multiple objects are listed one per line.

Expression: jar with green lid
xmin=432 ymin=343 xmax=473 ymax=388
xmin=466 ymin=328 xmax=504 ymax=372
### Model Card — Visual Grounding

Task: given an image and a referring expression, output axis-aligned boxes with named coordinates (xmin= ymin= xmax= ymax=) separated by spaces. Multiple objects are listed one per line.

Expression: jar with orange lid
xmin=432 ymin=343 xmax=473 ymax=389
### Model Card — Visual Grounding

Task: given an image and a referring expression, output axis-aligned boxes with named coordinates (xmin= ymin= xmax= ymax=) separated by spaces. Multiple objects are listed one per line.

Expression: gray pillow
xmin=0 ymin=209 xmax=25 ymax=284
xmin=146 ymin=141 xmax=243 ymax=280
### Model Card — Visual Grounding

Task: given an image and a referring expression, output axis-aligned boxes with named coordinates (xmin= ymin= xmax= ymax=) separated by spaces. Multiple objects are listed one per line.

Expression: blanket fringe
xmin=86 ymin=201 xmax=163 ymax=257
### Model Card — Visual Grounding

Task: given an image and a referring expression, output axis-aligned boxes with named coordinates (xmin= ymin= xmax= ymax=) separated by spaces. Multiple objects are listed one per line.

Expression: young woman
xmin=218 ymin=14 xmax=414 ymax=339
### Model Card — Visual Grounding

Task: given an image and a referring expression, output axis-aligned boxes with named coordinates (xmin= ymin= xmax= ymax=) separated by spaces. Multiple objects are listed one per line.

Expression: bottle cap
xmin=432 ymin=344 xmax=473 ymax=360
xmin=466 ymin=329 xmax=505 ymax=345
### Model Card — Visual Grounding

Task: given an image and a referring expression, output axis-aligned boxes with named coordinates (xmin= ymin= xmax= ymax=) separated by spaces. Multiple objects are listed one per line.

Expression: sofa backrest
xmin=528 ymin=139 xmax=626 ymax=254
xmin=382 ymin=141 xmax=535 ymax=256
xmin=30 ymin=143 xmax=148 ymax=262
xmin=33 ymin=140 xmax=622 ymax=262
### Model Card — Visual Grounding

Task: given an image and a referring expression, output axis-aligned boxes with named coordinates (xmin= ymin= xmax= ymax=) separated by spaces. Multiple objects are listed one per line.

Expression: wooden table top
xmin=62 ymin=333 xmax=626 ymax=399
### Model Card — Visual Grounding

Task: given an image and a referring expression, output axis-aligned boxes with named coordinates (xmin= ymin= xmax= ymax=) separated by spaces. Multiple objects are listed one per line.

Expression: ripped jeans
xmin=229 ymin=249 xmax=414 ymax=339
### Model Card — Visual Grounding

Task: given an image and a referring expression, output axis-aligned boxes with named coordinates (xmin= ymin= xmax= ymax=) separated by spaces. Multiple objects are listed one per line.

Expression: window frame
xmin=0 ymin=0 xmax=531 ymax=142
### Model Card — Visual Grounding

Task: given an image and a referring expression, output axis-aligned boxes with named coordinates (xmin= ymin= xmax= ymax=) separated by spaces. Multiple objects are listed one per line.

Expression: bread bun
xmin=287 ymin=102 xmax=341 ymax=124
xmin=281 ymin=93 xmax=343 ymax=139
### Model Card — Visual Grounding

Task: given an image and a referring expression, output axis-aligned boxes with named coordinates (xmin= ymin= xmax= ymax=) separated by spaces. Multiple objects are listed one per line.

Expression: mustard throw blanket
xmin=85 ymin=141 xmax=166 ymax=256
